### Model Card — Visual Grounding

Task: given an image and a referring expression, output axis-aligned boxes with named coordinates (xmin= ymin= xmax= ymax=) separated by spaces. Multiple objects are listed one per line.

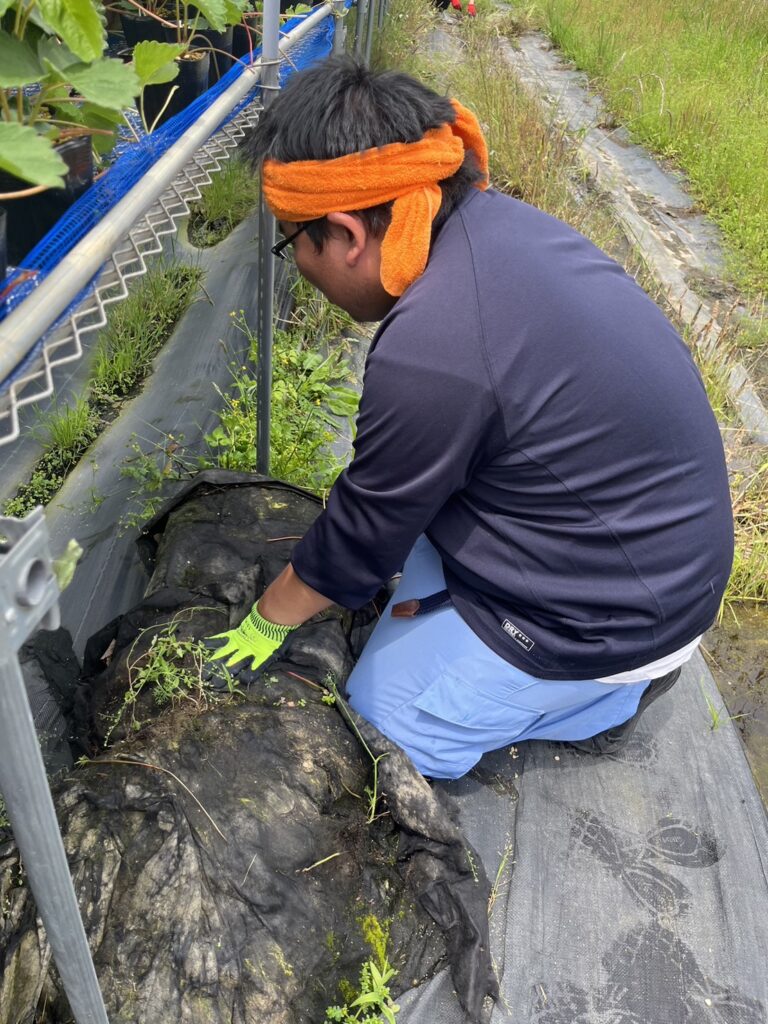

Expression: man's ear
xmin=325 ymin=211 xmax=368 ymax=266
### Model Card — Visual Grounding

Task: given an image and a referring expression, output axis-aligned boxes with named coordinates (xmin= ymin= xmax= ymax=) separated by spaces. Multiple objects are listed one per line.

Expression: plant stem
xmin=0 ymin=90 xmax=13 ymax=122
xmin=99 ymin=756 xmax=227 ymax=841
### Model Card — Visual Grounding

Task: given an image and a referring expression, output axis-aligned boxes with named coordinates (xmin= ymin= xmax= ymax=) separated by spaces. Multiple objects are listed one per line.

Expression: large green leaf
xmin=66 ymin=58 xmax=140 ymax=109
xmin=36 ymin=0 xmax=105 ymax=63
xmin=0 ymin=30 xmax=44 ymax=88
xmin=223 ymin=0 xmax=249 ymax=23
xmin=132 ymin=40 xmax=184 ymax=88
xmin=49 ymin=101 xmax=123 ymax=154
xmin=37 ymin=36 xmax=80 ymax=75
xmin=0 ymin=122 xmax=67 ymax=189
xmin=0 ymin=0 xmax=17 ymax=16
xmin=192 ymin=0 xmax=228 ymax=32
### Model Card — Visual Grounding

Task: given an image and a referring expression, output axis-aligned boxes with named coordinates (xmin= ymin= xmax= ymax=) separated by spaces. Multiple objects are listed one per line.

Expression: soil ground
xmin=704 ymin=612 xmax=768 ymax=807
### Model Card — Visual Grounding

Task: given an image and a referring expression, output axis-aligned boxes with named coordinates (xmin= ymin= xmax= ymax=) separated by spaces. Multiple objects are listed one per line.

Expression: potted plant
xmin=113 ymin=0 xmax=168 ymax=45
xmin=0 ymin=0 xmax=141 ymax=265
xmin=130 ymin=0 xmax=247 ymax=127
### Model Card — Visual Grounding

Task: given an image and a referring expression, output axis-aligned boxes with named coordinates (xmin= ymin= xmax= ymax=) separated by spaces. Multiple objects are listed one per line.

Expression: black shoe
xmin=569 ymin=667 xmax=682 ymax=755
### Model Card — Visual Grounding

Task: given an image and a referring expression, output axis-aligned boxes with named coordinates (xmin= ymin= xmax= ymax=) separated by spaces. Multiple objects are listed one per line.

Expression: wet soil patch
xmin=703 ymin=608 xmax=768 ymax=808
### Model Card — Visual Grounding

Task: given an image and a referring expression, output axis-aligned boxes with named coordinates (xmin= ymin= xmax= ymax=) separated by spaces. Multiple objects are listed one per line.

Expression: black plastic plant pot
xmin=232 ymin=21 xmax=261 ymax=59
xmin=194 ymin=25 xmax=234 ymax=85
xmin=0 ymin=207 xmax=7 ymax=284
xmin=141 ymin=51 xmax=211 ymax=131
xmin=0 ymin=136 xmax=94 ymax=267
xmin=120 ymin=11 xmax=166 ymax=45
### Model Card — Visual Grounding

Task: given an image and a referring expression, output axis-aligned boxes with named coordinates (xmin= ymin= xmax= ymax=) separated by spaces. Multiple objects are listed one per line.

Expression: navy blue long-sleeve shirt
xmin=291 ymin=188 xmax=733 ymax=680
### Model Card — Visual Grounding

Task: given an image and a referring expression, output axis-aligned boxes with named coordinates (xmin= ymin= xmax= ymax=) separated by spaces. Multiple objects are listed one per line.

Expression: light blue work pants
xmin=346 ymin=536 xmax=650 ymax=779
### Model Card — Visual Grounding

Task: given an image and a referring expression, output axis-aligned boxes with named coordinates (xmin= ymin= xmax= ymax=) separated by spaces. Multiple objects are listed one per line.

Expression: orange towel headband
xmin=262 ymin=99 xmax=489 ymax=297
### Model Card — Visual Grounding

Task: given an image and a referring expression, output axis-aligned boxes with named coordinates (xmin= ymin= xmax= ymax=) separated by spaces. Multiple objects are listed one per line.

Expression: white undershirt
xmin=596 ymin=635 xmax=703 ymax=684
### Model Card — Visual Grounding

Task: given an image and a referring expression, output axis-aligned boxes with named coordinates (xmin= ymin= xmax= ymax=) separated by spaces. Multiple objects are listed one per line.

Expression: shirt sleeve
xmin=290 ymin=312 xmax=493 ymax=608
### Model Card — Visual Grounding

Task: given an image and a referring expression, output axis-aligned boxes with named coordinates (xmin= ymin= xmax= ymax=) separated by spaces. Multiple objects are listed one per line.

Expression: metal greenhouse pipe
xmin=0 ymin=509 xmax=108 ymax=1024
xmin=364 ymin=0 xmax=377 ymax=65
xmin=353 ymin=0 xmax=366 ymax=57
xmin=0 ymin=2 xmax=332 ymax=388
xmin=256 ymin=0 xmax=282 ymax=474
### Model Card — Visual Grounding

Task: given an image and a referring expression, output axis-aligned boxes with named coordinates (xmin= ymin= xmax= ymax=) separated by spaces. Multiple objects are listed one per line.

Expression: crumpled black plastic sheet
xmin=135 ymin=470 xmax=499 ymax=1023
xmin=1 ymin=472 xmax=498 ymax=1024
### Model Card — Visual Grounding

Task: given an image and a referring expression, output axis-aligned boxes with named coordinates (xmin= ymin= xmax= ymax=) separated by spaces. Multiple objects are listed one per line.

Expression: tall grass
xmin=530 ymin=0 xmax=768 ymax=296
xmin=377 ymin=5 xmax=640 ymax=274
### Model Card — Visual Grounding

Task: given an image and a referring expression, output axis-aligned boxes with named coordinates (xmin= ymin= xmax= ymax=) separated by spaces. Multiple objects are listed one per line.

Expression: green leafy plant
xmin=325 ymin=960 xmax=400 ymax=1024
xmin=204 ymin=301 xmax=359 ymax=497
xmin=114 ymin=278 xmax=359 ymax=532
xmin=119 ymin=430 xmax=205 ymax=531
xmin=326 ymin=917 xmax=399 ymax=1024
xmin=118 ymin=0 xmax=249 ymax=131
xmin=106 ymin=610 xmax=240 ymax=742
xmin=0 ymin=0 xmax=141 ymax=187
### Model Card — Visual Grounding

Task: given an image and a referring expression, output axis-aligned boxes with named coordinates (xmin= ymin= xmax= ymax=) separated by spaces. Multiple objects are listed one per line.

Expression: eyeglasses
xmin=271 ymin=223 xmax=308 ymax=259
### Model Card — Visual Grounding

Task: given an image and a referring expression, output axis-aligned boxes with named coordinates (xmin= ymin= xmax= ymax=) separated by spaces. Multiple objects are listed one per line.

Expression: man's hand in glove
xmin=204 ymin=602 xmax=297 ymax=685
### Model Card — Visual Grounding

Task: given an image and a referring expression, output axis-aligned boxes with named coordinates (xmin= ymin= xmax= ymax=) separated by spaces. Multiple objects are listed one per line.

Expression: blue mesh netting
xmin=0 ymin=6 xmax=337 ymax=390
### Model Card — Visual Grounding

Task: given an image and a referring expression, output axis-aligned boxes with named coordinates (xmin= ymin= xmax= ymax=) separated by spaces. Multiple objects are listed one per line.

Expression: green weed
xmin=106 ymin=610 xmax=239 ymax=743
xmin=699 ymin=679 xmax=748 ymax=732
xmin=324 ymin=676 xmax=387 ymax=825
xmin=325 ymin=960 xmax=399 ymax=1024
xmin=187 ymin=158 xmax=260 ymax=248
xmin=326 ymin=916 xmax=399 ymax=1024
xmin=119 ymin=431 xmax=204 ymax=533
xmin=205 ymin=296 xmax=359 ymax=498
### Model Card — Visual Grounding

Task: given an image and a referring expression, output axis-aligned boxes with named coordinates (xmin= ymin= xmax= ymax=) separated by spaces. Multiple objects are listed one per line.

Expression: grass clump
xmin=526 ymin=0 xmax=768 ymax=297
xmin=4 ymin=399 xmax=100 ymax=516
xmin=4 ymin=262 xmax=202 ymax=519
xmin=90 ymin=263 xmax=203 ymax=406
xmin=187 ymin=158 xmax=260 ymax=248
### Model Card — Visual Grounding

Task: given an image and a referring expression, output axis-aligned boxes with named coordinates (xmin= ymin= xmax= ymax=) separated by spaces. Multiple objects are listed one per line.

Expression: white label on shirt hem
xmin=502 ymin=619 xmax=534 ymax=651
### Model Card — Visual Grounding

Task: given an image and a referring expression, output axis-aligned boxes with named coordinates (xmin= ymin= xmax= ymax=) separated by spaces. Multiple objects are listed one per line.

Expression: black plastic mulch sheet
xmin=398 ymin=660 xmax=768 ymax=1023
xmin=0 ymin=473 xmax=497 ymax=1024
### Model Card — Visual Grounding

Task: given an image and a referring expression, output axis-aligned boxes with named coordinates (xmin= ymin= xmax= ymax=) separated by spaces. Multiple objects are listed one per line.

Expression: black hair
xmin=245 ymin=55 xmax=484 ymax=248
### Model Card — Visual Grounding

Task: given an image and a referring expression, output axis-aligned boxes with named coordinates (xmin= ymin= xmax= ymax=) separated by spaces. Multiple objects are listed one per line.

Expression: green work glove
xmin=204 ymin=602 xmax=297 ymax=682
